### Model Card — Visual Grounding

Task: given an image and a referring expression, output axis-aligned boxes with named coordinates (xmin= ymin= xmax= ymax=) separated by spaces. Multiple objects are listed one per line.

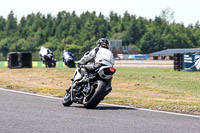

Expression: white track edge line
xmin=100 ymin=103 xmax=200 ymax=118
xmin=0 ymin=88 xmax=199 ymax=118
xmin=0 ymin=88 xmax=62 ymax=100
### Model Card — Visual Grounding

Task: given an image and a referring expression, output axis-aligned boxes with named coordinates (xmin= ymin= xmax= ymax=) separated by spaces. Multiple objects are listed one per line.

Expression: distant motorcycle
xmin=43 ymin=54 xmax=56 ymax=68
xmin=62 ymin=63 xmax=116 ymax=109
xmin=63 ymin=57 xmax=76 ymax=68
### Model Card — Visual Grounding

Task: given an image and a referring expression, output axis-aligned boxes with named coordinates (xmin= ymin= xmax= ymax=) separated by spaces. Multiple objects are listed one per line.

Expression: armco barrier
xmin=0 ymin=61 xmax=66 ymax=67
xmin=0 ymin=61 xmax=8 ymax=67
xmin=0 ymin=60 xmax=174 ymax=68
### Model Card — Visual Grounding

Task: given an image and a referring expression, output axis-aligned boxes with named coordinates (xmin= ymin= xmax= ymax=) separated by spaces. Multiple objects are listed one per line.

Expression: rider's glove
xmin=77 ymin=60 xmax=83 ymax=65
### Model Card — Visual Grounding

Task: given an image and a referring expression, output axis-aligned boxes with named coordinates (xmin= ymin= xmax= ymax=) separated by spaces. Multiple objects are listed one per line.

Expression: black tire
xmin=69 ymin=61 xmax=76 ymax=68
xmin=45 ymin=61 xmax=48 ymax=68
xmin=45 ymin=61 xmax=52 ymax=68
xmin=46 ymin=61 xmax=56 ymax=68
xmin=83 ymin=80 xmax=106 ymax=109
xmin=52 ymin=61 xmax=56 ymax=67
xmin=62 ymin=90 xmax=73 ymax=107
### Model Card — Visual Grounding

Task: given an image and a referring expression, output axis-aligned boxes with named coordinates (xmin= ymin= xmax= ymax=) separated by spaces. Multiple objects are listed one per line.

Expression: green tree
xmin=0 ymin=16 xmax=6 ymax=40
xmin=160 ymin=7 xmax=175 ymax=24
xmin=0 ymin=38 xmax=9 ymax=56
xmin=0 ymin=16 xmax=6 ymax=31
xmin=4 ymin=11 xmax=17 ymax=36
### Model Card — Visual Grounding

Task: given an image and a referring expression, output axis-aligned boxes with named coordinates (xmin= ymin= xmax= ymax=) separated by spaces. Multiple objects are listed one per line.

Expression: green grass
xmin=114 ymin=67 xmax=200 ymax=94
xmin=103 ymin=67 xmax=200 ymax=114
xmin=0 ymin=67 xmax=199 ymax=114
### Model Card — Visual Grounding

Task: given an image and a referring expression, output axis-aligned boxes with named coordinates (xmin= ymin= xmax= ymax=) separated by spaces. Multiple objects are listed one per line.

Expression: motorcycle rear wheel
xmin=83 ymin=80 xmax=106 ymax=109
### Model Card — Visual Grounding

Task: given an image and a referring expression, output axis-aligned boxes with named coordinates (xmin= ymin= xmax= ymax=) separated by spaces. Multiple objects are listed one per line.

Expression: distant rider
xmin=39 ymin=46 xmax=53 ymax=63
xmin=62 ymin=50 xmax=74 ymax=65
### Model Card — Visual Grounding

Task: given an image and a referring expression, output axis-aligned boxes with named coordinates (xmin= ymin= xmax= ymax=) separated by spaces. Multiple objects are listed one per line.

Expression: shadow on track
xmin=70 ymin=104 xmax=136 ymax=110
xmin=95 ymin=106 xmax=136 ymax=110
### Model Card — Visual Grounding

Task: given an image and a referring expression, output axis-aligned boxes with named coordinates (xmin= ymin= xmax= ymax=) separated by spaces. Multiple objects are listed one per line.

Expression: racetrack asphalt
xmin=0 ymin=88 xmax=199 ymax=133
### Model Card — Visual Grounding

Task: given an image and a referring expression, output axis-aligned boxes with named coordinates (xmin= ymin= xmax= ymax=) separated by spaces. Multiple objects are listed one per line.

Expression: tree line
xmin=0 ymin=10 xmax=200 ymax=61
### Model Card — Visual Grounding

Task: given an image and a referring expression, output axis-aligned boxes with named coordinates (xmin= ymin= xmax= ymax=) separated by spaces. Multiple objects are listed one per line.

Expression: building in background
xmin=109 ymin=39 xmax=137 ymax=59
xmin=149 ymin=48 xmax=200 ymax=60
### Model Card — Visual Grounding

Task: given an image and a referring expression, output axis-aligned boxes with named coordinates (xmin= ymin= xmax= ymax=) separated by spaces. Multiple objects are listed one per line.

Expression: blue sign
xmin=128 ymin=54 xmax=149 ymax=60
xmin=183 ymin=53 xmax=200 ymax=71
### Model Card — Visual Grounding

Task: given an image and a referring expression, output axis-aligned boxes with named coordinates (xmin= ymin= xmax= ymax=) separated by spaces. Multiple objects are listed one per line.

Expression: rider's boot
xmin=105 ymin=85 xmax=112 ymax=95
xmin=64 ymin=89 xmax=71 ymax=101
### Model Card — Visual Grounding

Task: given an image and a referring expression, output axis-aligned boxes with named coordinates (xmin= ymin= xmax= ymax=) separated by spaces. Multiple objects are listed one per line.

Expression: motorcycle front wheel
xmin=83 ymin=80 xmax=106 ymax=109
xmin=62 ymin=89 xmax=73 ymax=107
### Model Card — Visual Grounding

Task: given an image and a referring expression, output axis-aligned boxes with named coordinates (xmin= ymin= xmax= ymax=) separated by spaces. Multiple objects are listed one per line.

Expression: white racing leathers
xmin=39 ymin=48 xmax=48 ymax=57
xmin=39 ymin=48 xmax=53 ymax=61
xmin=63 ymin=52 xmax=73 ymax=61
xmin=78 ymin=47 xmax=114 ymax=66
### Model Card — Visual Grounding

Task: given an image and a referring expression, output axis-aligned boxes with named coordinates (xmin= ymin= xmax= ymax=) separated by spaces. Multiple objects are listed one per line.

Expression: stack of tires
xmin=7 ymin=52 xmax=32 ymax=69
xmin=174 ymin=53 xmax=183 ymax=71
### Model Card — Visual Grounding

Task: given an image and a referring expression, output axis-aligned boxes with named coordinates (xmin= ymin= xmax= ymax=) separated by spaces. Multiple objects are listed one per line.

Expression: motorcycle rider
xmin=39 ymin=46 xmax=54 ymax=64
xmin=75 ymin=38 xmax=114 ymax=95
xmin=62 ymin=50 xmax=74 ymax=66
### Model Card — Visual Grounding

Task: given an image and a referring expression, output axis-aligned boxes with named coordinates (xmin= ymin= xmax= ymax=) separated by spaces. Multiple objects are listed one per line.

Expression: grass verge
xmin=0 ymin=67 xmax=199 ymax=115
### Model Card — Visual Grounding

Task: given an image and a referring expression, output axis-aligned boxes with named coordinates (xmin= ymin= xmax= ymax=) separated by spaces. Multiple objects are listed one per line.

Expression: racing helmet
xmin=97 ymin=38 xmax=109 ymax=49
xmin=40 ymin=46 xmax=45 ymax=50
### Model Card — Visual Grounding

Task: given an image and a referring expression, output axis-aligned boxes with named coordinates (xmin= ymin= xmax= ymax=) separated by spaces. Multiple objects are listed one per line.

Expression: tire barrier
xmin=7 ymin=52 xmax=32 ymax=69
xmin=174 ymin=53 xmax=183 ymax=71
